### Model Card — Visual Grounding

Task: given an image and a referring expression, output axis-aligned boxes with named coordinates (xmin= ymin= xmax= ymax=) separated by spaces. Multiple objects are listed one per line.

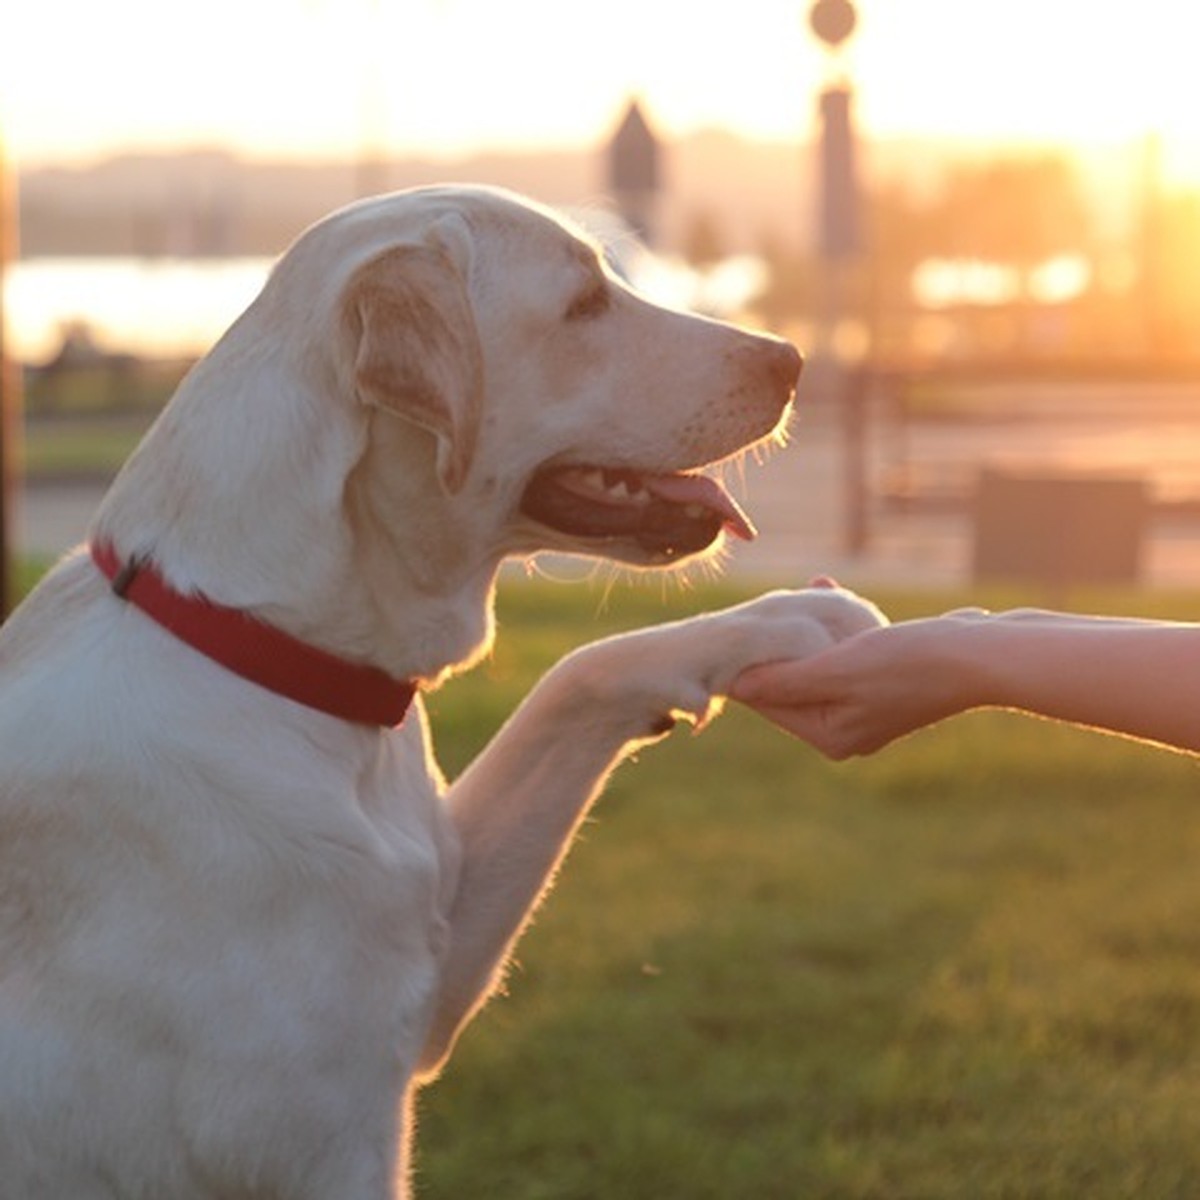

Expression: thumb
xmin=730 ymin=658 xmax=831 ymax=706
xmin=746 ymin=700 xmax=846 ymax=745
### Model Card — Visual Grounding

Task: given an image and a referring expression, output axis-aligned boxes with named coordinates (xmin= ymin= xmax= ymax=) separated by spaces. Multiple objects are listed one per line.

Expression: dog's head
xmin=310 ymin=186 xmax=801 ymax=570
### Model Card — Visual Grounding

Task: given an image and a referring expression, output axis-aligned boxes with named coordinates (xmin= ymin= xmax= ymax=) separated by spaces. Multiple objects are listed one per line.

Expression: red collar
xmin=90 ymin=541 xmax=416 ymax=727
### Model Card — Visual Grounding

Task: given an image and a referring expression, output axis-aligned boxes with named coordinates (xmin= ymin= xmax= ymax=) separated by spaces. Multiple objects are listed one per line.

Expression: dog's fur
xmin=0 ymin=186 xmax=883 ymax=1197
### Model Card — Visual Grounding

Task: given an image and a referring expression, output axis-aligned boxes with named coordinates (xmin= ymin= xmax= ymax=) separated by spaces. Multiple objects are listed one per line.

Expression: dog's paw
xmin=784 ymin=584 xmax=889 ymax=642
xmin=556 ymin=586 xmax=887 ymax=740
xmin=701 ymin=586 xmax=888 ymax=695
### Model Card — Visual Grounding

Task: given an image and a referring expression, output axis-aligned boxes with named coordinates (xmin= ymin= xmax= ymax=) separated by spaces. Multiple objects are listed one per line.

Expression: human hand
xmin=731 ymin=606 xmax=986 ymax=759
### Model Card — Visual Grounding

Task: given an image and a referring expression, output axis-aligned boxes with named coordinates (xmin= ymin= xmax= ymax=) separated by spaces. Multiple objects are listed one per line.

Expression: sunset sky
xmin=5 ymin=0 xmax=1199 ymax=183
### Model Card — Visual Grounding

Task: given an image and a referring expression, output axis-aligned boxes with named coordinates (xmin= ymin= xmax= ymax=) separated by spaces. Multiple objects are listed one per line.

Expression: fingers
xmin=744 ymin=700 xmax=835 ymax=746
xmin=735 ymin=696 xmax=866 ymax=760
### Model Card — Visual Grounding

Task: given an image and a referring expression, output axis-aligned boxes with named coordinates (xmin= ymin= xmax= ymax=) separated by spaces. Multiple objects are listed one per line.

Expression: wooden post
xmin=0 ymin=134 xmax=20 ymax=620
xmin=842 ymin=365 xmax=869 ymax=556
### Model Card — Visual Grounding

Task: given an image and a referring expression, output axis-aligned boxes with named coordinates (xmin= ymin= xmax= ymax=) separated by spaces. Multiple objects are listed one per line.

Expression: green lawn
xmin=20 ymin=361 xmax=180 ymax=480
xmin=10 ymin=567 xmax=1200 ymax=1195
xmin=414 ymin=580 xmax=1200 ymax=1199
xmin=21 ymin=413 xmax=155 ymax=479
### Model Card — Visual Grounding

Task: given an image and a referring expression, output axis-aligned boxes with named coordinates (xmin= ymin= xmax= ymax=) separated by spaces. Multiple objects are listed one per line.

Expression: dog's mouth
xmin=519 ymin=465 xmax=756 ymax=560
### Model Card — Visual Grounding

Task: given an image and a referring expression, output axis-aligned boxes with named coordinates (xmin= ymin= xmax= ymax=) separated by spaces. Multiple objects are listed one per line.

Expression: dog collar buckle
xmin=109 ymin=556 xmax=144 ymax=600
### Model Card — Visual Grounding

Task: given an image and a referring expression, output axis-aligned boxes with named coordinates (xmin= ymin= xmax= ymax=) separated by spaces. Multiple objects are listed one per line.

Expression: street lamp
xmin=807 ymin=0 xmax=868 ymax=554
xmin=809 ymin=0 xmax=857 ymax=50
xmin=809 ymin=0 xmax=861 ymax=275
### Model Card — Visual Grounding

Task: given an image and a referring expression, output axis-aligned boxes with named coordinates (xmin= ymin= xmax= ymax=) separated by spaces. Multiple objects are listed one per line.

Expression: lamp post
xmin=809 ymin=0 xmax=856 ymax=50
xmin=807 ymin=0 xmax=867 ymax=554
xmin=808 ymin=0 xmax=861 ymax=333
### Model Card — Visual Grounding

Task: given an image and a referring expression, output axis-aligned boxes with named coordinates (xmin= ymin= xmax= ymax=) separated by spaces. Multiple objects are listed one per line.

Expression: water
xmin=4 ymin=256 xmax=277 ymax=363
xmin=3 ymin=245 xmax=769 ymax=366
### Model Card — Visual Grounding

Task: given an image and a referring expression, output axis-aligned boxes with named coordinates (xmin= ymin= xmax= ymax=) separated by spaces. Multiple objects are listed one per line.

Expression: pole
xmin=842 ymin=366 xmax=869 ymax=555
xmin=808 ymin=1 xmax=865 ymax=556
xmin=0 ymin=134 xmax=20 ymax=620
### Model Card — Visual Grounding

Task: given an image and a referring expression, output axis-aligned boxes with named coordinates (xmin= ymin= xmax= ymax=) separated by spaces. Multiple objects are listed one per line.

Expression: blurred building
xmin=606 ymin=98 xmax=663 ymax=246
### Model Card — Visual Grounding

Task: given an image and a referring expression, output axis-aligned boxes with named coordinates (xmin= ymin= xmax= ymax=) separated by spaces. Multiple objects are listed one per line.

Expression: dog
xmin=0 ymin=185 xmax=884 ymax=1197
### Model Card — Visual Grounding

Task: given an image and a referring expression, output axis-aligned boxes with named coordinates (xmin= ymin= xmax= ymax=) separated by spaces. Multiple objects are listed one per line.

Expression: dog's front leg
xmin=418 ymin=587 xmax=884 ymax=1075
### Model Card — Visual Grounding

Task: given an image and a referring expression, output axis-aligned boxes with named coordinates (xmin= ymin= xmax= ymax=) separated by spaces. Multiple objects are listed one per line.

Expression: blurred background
xmin=4 ymin=0 xmax=1200 ymax=596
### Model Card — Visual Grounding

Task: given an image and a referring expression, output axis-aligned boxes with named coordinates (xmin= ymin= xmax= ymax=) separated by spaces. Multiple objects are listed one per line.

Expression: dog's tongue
xmin=644 ymin=473 xmax=757 ymax=541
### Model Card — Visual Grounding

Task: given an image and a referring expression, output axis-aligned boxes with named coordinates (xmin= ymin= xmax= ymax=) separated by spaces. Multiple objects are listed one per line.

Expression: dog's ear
xmin=345 ymin=220 xmax=483 ymax=493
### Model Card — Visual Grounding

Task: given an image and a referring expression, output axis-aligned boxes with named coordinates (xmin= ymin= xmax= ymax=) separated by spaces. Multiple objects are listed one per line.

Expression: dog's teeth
xmin=567 ymin=467 xmax=651 ymax=504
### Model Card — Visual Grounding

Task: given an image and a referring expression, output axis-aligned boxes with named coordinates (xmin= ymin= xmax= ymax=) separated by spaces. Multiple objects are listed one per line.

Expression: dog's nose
xmin=767 ymin=339 xmax=803 ymax=393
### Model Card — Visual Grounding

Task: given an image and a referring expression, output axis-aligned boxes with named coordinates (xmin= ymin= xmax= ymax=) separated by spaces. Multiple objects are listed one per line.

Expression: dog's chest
xmin=166 ymin=729 xmax=457 ymax=1178
xmin=0 ymin=705 xmax=456 ymax=1193
xmin=241 ymin=724 xmax=455 ymax=1049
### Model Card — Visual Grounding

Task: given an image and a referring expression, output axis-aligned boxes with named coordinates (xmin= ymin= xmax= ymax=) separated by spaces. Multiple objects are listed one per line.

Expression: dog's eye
xmin=565 ymin=282 xmax=611 ymax=321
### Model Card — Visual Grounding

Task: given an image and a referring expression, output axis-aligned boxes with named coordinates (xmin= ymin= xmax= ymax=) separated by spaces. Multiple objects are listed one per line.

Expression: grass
xmin=10 ymin=565 xmax=1200 ymax=1194
xmin=24 ymin=361 xmax=185 ymax=417
xmin=21 ymin=412 xmax=156 ymax=479
xmin=412 ymin=579 xmax=1200 ymax=1199
xmin=20 ymin=362 xmax=182 ymax=481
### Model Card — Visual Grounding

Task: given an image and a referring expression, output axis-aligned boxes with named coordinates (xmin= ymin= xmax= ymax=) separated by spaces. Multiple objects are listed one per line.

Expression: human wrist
xmin=937 ymin=610 xmax=1013 ymax=713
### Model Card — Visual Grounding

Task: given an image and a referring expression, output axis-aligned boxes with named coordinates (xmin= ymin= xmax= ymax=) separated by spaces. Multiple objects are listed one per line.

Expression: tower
xmin=606 ymin=98 xmax=663 ymax=245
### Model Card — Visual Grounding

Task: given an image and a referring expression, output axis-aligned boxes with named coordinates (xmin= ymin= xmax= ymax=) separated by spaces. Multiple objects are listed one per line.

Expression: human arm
xmin=731 ymin=606 xmax=1200 ymax=759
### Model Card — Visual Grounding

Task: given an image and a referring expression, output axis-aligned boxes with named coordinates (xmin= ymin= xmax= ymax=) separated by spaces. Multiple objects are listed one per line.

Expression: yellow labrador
xmin=0 ymin=186 xmax=884 ymax=1197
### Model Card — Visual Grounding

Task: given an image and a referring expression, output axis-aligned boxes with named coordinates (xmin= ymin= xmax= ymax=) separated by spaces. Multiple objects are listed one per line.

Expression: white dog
xmin=0 ymin=186 xmax=884 ymax=1197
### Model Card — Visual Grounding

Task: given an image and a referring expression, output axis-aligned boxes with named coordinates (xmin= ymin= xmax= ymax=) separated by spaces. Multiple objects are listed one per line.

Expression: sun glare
xmin=854 ymin=0 xmax=1200 ymax=182
xmin=6 ymin=0 xmax=1200 ymax=178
